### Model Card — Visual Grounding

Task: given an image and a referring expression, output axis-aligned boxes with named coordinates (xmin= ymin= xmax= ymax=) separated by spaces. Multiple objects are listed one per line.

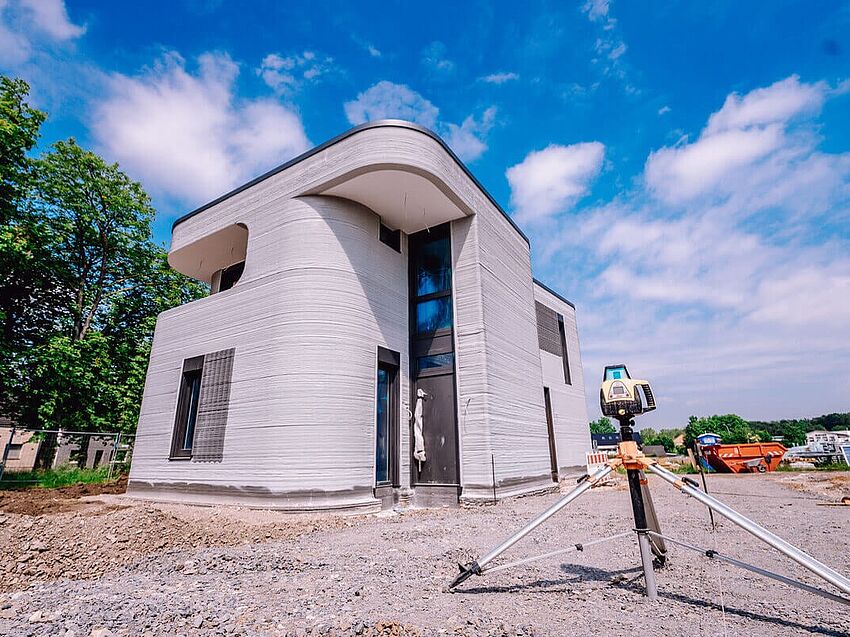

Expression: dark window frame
xmin=376 ymin=346 xmax=400 ymax=487
xmin=7 ymin=443 xmax=22 ymax=461
xmin=379 ymin=222 xmax=401 ymax=252
xmin=557 ymin=315 xmax=572 ymax=385
xmin=170 ymin=355 xmax=205 ymax=460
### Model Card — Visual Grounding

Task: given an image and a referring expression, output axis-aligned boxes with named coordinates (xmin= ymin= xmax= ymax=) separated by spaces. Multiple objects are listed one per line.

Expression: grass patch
xmin=0 ymin=464 xmax=116 ymax=489
xmin=670 ymin=464 xmax=700 ymax=474
xmin=776 ymin=462 xmax=849 ymax=472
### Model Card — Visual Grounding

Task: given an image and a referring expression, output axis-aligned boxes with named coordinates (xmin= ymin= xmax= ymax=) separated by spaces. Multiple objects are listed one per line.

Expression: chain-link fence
xmin=0 ymin=426 xmax=134 ymax=483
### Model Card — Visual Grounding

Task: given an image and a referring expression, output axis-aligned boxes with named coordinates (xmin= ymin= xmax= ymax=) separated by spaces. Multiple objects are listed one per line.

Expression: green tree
xmin=589 ymin=416 xmax=616 ymax=434
xmin=639 ymin=428 xmax=682 ymax=453
xmin=33 ymin=138 xmax=158 ymax=341
xmin=1 ymin=74 xmax=206 ymax=457
xmin=0 ymin=77 xmax=61 ymax=416
xmin=684 ymin=414 xmax=761 ymax=447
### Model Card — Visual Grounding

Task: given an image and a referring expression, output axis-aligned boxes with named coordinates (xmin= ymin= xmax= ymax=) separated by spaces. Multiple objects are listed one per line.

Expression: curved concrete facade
xmin=129 ymin=121 xmax=590 ymax=511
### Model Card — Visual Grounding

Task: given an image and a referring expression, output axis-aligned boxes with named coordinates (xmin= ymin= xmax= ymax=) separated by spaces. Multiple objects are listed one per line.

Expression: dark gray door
xmin=543 ymin=387 xmax=558 ymax=482
xmin=414 ymin=372 xmax=458 ymax=485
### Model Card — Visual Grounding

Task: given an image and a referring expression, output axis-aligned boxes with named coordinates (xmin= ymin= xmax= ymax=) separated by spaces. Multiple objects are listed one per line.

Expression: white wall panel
xmin=533 ymin=284 xmax=591 ymax=469
xmin=130 ymin=196 xmax=408 ymax=509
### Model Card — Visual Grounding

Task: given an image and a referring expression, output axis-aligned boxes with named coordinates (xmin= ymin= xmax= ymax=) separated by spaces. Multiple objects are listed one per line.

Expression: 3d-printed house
xmin=128 ymin=121 xmax=591 ymax=511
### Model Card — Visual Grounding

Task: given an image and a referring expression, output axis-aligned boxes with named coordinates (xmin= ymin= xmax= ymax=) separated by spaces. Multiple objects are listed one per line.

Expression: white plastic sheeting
xmin=413 ymin=389 xmax=427 ymax=469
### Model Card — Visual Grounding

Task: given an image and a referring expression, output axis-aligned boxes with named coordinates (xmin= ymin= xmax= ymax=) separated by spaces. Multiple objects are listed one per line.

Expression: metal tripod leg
xmin=648 ymin=462 xmax=850 ymax=596
xmin=636 ymin=530 xmax=658 ymax=600
xmin=448 ymin=462 xmax=615 ymax=590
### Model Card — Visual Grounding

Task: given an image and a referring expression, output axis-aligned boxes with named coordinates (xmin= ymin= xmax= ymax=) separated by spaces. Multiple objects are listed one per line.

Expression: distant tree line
xmin=1 ymin=76 xmax=205 ymax=463
xmin=589 ymin=412 xmax=850 ymax=454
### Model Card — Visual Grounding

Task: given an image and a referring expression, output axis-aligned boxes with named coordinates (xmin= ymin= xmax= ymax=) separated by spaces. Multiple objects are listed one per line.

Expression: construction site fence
xmin=0 ymin=426 xmax=135 ymax=483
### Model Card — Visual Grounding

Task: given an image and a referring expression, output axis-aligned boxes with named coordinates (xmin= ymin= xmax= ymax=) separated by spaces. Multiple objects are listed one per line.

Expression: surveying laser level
xmin=447 ymin=365 xmax=850 ymax=608
xmin=600 ymin=364 xmax=655 ymax=419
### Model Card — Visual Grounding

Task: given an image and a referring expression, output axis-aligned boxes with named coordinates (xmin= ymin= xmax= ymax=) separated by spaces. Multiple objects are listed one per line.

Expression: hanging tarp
xmin=413 ymin=389 xmax=427 ymax=469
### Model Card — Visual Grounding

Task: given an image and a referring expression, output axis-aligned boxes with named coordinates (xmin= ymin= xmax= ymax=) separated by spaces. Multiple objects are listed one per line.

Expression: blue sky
xmin=2 ymin=0 xmax=849 ymax=427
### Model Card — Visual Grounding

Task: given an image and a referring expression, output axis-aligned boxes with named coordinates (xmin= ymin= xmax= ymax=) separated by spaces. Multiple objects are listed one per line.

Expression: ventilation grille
xmin=192 ymin=348 xmax=235 ymax=463
xmin=535 ymin=301 xmax=562 ymax=357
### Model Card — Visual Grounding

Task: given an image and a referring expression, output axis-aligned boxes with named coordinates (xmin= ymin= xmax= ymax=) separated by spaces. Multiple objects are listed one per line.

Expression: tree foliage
xmin=0 ymin=76 xmax=206 ymax=436
xmin=589 ymin=416 xmax=616 ymax=434
xmin=684 ymin=414 xmax=772 ymax=447
xmin=639 ymin=428 xmax=683 ymax=453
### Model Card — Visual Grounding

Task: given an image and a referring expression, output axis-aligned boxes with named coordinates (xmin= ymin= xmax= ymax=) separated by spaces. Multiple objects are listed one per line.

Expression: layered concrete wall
xmin=533 ymin=284 xmax=591 ymax=470
xmin=452 ymin=212 xmax=553 ymax=500
xmin=129 ymin=196 xmax=409 ymax=510
xmin=130 ymin=122 xmax=589 ymax=509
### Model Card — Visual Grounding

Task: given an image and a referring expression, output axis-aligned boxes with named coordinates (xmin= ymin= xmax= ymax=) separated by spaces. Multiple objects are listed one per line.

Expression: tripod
xmin=448 ymin=416 xmax=850 ymax=605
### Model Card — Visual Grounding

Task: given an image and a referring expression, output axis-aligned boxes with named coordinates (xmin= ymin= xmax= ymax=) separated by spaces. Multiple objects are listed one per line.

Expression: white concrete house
xmin=128 ymin=121 xmax=591 ymax=511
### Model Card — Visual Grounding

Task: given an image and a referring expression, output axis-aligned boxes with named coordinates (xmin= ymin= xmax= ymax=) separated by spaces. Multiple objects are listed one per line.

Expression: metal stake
xmin=491 ymin=454 xmax=497 ymax=505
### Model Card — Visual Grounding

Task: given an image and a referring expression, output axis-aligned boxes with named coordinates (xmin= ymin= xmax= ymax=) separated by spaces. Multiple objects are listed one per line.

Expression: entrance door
xmin=544 ymin=387 xmax=558 ymax=482
xmin=413 ymin=367 xmax=458 ymax=484
xmin=409 ymin=225 xmax=459 ymax=488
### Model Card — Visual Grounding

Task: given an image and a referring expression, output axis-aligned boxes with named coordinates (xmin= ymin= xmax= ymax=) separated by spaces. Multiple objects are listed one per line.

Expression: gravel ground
xmin=0 ymin=471 xmax=848 ymax=637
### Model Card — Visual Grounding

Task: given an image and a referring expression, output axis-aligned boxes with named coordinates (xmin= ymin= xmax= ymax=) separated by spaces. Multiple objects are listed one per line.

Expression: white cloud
xmin=444 ymin=107 xmax=497 ymax=162
xmin=582 ymin=0 xmax=609 ymax=21
xmin=705 ymin=75 xmax=826 ymax=135
xmin=645 ymin=76 xmax=842 ymax=207
xmin=367 ymin=44 xmax=381 ymax=58
xmin=257 ymin=50 xmax=334 ymax=94
xmin=420 ymin=40 xmax=454 ymax=74
xmin=528 ymin=75 xmax=850 ymax=424
xmin=92 ymin=51 xmax=310 ymax=204
xmin=344 ymin=80 xmax=439 ymax=129
xmin=20 ymin=0 xmax=84 ymax=40
xmin=607 ymin=41 xmax=627 ymax=60
xmin=480 ymin=72 xmax=519 ymax=84
xmin=506 ymin=142 xmax=605 ymax=221
xmin=0 ymin=1 xmax=30 ymax=66
xmin=343 ymin=81 xmax=497 ymax=163
xmin=658 ymin=105 xmax=671 ymax=115
xmin=0 ymin=0 xmax=83 ymax=66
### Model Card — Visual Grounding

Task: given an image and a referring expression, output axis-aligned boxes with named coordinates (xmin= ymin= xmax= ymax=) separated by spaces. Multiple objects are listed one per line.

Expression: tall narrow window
xmin=557 ymin=315 xmax=572 ymax=385
xmin=376 ymin=366 xmax=390 ymax=484
xmin=170 ymin=356 xmax=204 ymax=459
xmin=375 ymin=347 xmax=399 ymax=487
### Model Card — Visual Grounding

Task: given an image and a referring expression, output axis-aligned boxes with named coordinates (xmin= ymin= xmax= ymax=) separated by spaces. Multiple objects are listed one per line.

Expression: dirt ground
xmin=0 ymin=476 xmax=130 ymax=516
xmin=0 ymin=471 xmax=848 ymax=637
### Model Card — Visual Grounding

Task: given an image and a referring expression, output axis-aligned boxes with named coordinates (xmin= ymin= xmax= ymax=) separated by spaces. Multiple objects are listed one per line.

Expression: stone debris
xmin=0 ymin=472 xmax=848 ymax=636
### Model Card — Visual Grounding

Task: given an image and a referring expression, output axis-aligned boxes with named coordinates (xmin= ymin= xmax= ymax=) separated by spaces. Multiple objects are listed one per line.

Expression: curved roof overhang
xmin=171 ymin=120 xmax=529 ymax=244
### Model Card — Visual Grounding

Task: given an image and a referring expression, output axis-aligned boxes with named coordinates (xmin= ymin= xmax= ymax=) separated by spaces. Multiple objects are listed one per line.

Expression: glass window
xmin=416 ymin=297 xmax=453 ymax=334
xmin=416 ymin=237 xmax=451 ymax=296
xmin=182 ymin=371 xmax=202 ymax=450
xmin=219 ymin=261 xmax=245 ymax=292
xmin=7 ymin=444 xmax=22 ymax=460
xmin=418 ymin=352 xmax=454 ymax=372
xmin=375 ymin=367 xmax=390 ymax=484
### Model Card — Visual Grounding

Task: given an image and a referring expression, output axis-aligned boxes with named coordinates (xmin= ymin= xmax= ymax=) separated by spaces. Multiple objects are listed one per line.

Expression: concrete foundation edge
xmin=126 ymin=479 xmax=382 ymax=514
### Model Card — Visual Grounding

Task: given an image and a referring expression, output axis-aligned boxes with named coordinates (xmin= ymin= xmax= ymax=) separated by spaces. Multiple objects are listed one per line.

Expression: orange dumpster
xmin=701 ymin=442 xmax=787 ymax=474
